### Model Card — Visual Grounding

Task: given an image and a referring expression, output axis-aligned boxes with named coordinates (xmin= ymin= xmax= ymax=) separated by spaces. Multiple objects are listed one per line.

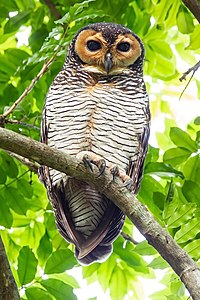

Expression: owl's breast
xmin=46 ymin=79 xmax=148 ymax=173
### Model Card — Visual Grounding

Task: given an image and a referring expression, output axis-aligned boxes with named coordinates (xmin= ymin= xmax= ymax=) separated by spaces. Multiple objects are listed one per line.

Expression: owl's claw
xmin=83 ymin=154 xmax=93 ymax=172
xmin=82 ymin=154 xmax=106 ymax=177
xmin=122 ymin=178 xmax=135 ymax=192
xmin=110 ymin=165 xmax=119 ymax=180
xmin=97 ymin=159 xmax=106 ymax=177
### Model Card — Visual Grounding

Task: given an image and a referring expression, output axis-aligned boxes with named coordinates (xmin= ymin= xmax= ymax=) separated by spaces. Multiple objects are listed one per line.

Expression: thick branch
xmin=0 ymin=235 xmax=20 ymax=300
xmin=182 ymin=0 xmax=200 ymax=23
xmin=0 ymin=128 xmax=200 ymax=299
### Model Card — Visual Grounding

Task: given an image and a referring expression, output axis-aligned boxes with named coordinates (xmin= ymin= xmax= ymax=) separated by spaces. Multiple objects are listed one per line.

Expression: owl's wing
xmin=127 ymin=106 xmax=150 ymax=194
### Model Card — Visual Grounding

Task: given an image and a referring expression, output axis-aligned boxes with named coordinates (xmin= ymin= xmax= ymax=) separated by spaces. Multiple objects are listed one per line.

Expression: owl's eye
xmin=117 ymin=42 xmax=130 ymax=52
xmin=87 ymin=40 xmax=102 ymax=51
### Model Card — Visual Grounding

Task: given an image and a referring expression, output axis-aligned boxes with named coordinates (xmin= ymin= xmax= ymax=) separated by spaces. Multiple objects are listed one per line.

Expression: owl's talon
xmin=97 ymin=159 xmax=106 ymax=177
xmin=122 ymin=178 xmax=134 ymax=192
xmin=110 ymin=165 xmax=119 ymax=180
xmin=83 ymin=154 xmax=93 ymax=172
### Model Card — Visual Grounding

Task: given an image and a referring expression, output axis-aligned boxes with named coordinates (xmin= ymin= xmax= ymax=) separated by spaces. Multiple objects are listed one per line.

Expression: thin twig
xmin=179 ymin=60 xmax=200 ymax=82
xmin=179 ymin=60 xmax=200 ymax=100
xmin=6 ymin=151 xmax=39 ymax=173
xmin=5 ymin=119 xmax=40 ymax=130
xmin=121 ymin=231 xmax=139 ymax=245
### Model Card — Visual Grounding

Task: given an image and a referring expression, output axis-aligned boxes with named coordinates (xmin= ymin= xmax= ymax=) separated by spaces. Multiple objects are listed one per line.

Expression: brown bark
xmin=0 ymin=127 xmax=200 ymax=300
xmin=0 ymin=235 xmax=20 ymax=300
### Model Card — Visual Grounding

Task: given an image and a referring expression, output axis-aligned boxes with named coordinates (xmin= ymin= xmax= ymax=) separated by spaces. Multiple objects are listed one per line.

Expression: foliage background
xmin=0 ymin=0 xmax=200 ymax=299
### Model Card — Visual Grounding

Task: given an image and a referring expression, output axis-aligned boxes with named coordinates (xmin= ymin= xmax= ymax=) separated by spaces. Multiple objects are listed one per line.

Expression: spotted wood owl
xmin=40 ymin=22 xmax=150 ymax=265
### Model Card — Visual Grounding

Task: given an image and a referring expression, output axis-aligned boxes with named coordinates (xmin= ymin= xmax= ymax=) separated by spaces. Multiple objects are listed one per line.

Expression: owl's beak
xmin=105 ymin=52 xmax=112 ymax=74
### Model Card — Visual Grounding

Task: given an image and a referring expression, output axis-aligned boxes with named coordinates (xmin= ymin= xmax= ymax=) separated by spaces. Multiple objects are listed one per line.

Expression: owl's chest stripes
xmin=46 ymin=79 xmax=148 ymax=171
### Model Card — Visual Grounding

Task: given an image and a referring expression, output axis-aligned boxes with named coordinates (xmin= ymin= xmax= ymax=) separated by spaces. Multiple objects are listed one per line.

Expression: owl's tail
xmin=50 ymin=177 xmax=124 ymax=265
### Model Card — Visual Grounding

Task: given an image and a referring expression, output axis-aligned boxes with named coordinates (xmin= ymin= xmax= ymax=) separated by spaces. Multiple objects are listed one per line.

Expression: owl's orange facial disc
xmin=74 ymin=29 xmax=142 ymax=75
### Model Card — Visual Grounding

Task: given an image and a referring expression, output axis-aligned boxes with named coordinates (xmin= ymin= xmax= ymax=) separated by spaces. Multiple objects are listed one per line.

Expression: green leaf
xmin=148 ymin=256 xmax=168 ymax=269
xmin=183 ymin=155 xmax=200 ymax=182
xmin=109 ymin=266 xmax=127 ymax=300
xmin=174 ymin=218 xmax=200 ymax=243
xmin=44 ymin=249 xmax=77 ymax=274
xmin=17 ymin=178 xmax=33 ymax=199
xmin=12 ymin=211 xmax=32 ymax=227
xmin=170 ymin=127 xmax=197 ymax=152
xmin=176 ymin=6 xmax=194 ymax=34
xmin=96 ymin=256 xmax=116 ymax=291
xmin=48 ymin=273 xmax=80 ymax=289
xmin=187 ymin=24 xmax=200 ymax=50
xmin=26 ymin=287 xmax=53 ymax=300
xmin=37 ymin=231 xmax=53 ymax=266
xmin=40 ymin=279 xmax=77 ymax=300
xmin=183 ymin=239 xmax=200 ymax=259
xmin=166 ymin=203 xmax=196 ymax=228
xmin=0 ymin=165 xmax=7 ymax=184
xmin=163 ymin=147 xmax=191 ymax=166
xmin=135 ymin=241 xmax=157 ymax=256
xmin=194 ymin=116 xmax=200 ymax=125
xmin=17 ymin=246 xmax=38 ymax=285
xmin=4 ymin=186 xmax=28 ymax=215
xmin=0 ymin=194 xmax=13 ymax=228
xmin=4 ymin=11 xmax=31 ymax=33
xmin=144 ymin=162 xmax=184 ymax=179
xmin=182 ymin=180 xmax=200 ymax=204
xmin=1 ymin=153 xmax=18 ymax=178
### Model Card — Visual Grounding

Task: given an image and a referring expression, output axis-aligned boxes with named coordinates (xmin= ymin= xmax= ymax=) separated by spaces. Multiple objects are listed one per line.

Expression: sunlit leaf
xmin=135 ymin=241 xmax=157 ymax=256
xmin=148 ymin=256 xmax=168 ymax=269
xmin=40 ymin=279 xmax=77 ymax=300
xmin=17 ymin=246 xmax=38 ymax=285
xmin=44 ymin=249 xmax=77 ymax=274
xmin=144 ymin=162 xmax=184 ymax=179
xmin=182 ymin=180 xmax=200 ymax=204
xmin=176 ymin=6 xmax=194 ymax=34
xmin=25 ymin=287 xmax=53 ymax=300
xmin=163 ymin=147 xmax=191 ymax=166
xmin=170 ymin=127 xmax=197 ymax=152
xmin=109 ymin=266 xmax=127 ymax=300
xmin=0 ymin=194 xmax=13 ymax=228
xmin=37 ymin=231 xmax=53 ymax=266
xmin=174 ymin=218 xmax=200 ymax=243
xmin=183 ymin=239 xmax=200 ymax=259
xmin=166 ymin=203 xmax=196 ymax=228
xmin=186 ymin=24 xmax=200 ymax=50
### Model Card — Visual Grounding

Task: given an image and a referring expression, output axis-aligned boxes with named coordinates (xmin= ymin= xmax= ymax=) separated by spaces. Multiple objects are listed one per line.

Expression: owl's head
xmin=67 ymin=22 xmax=144 ymax=75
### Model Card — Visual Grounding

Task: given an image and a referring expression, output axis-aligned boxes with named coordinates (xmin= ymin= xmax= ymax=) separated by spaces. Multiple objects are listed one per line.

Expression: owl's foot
xmin=77 ymin=151 xmax=106 ymax=176
xmin=109 ymin=165 xmax=134 ymax=192
xmin=116 ymin=171 xmax=135 ymax=192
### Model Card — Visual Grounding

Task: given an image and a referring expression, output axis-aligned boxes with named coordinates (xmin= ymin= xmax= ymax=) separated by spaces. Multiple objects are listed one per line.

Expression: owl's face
xmin=68 ymin=23 xmax=144 ymax=75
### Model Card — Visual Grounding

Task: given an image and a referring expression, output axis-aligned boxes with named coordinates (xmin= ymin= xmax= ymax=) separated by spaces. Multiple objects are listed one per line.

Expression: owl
xmin=40 ymin=22 xmax=150 ymax=265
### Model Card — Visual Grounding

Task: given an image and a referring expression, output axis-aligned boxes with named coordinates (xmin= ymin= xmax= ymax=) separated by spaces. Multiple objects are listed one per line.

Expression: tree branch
xmin=182 ymin=0 xmax=200 ymax=23
xmin=0 ymin=235 xmax=20 ymax=300
xmin=0 ymin=127 xmax=200 ymax=300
